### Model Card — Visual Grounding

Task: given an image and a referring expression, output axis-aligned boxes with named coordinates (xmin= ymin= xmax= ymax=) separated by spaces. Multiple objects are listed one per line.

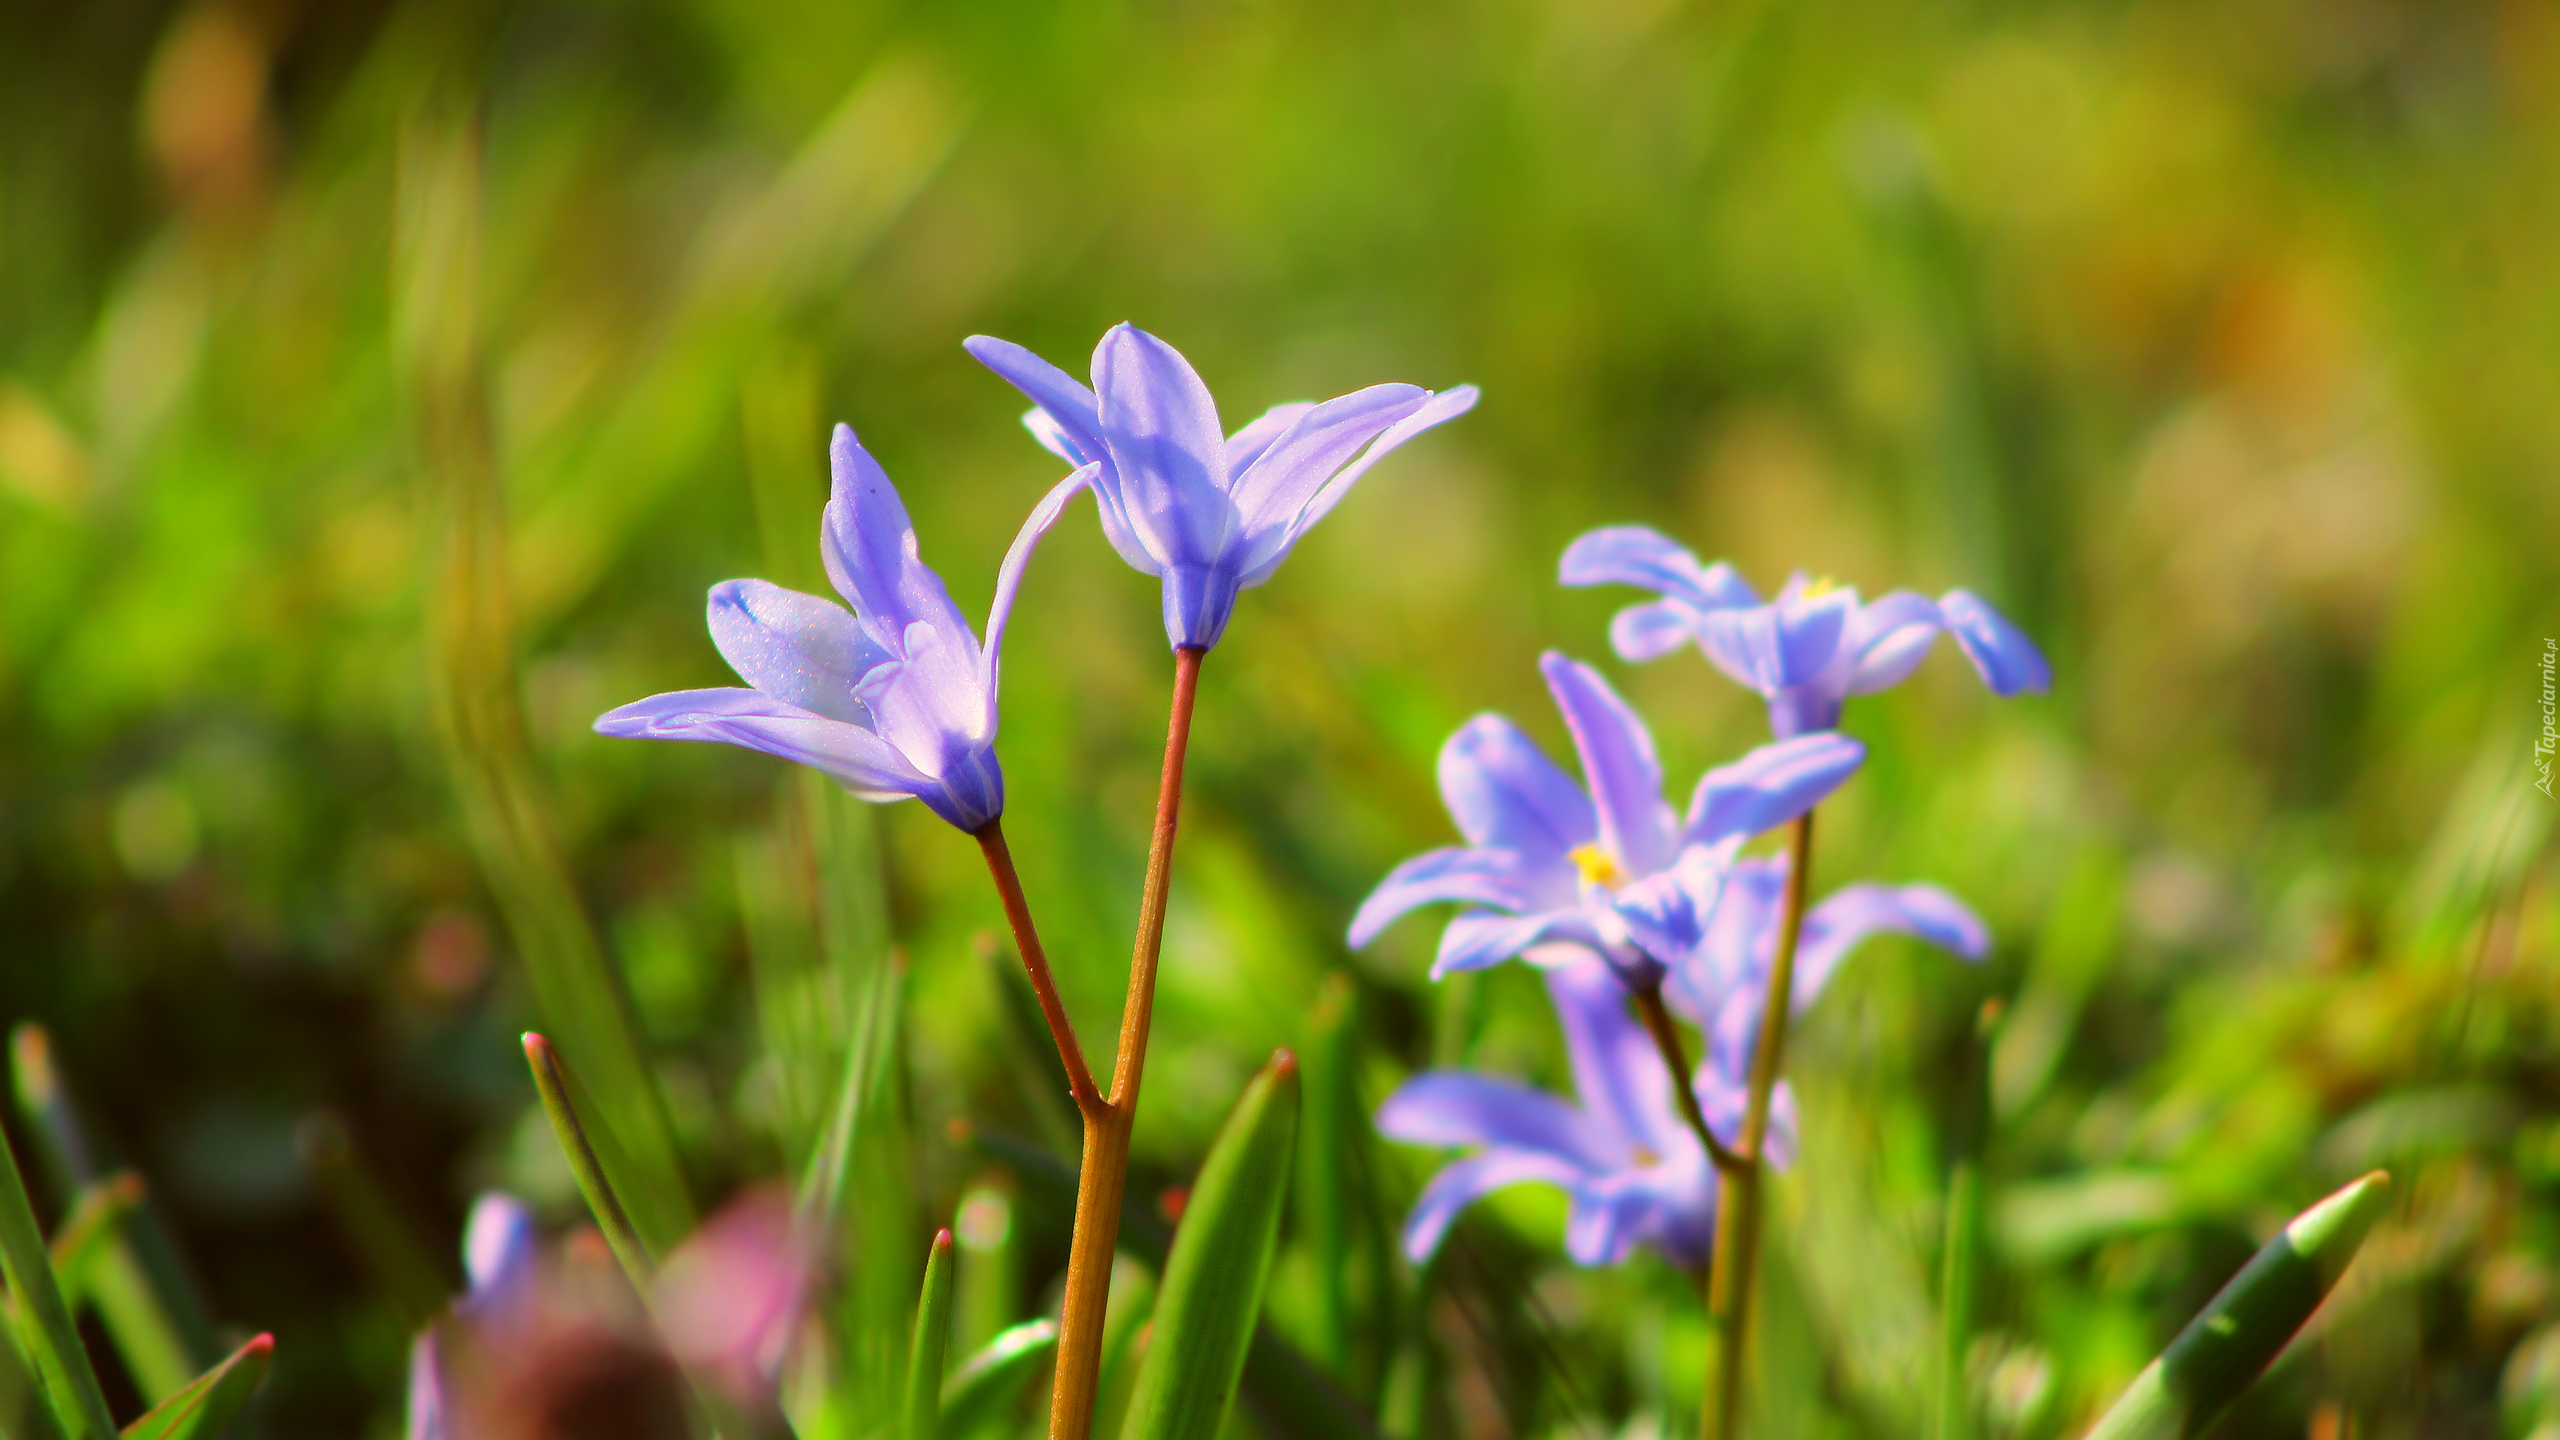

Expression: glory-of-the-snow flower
xmin=595 ymin=424 xmax=1089 ymax=833
xmin=1559 ymin=526 xmax=2051 ymax=737
xmin=965 ymin=323 xmax=1478 ymax=651
xmin=1348 ymin=652 xmax=1863 ymax=990
xmin=1376 ymin=955 xmax=1794 ymax=1268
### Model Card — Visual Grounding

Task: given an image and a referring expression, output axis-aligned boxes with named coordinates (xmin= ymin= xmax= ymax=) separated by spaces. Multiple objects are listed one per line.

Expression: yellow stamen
xmin=1800 ymin=574 xmax=1841 ymax=600
xmin=1569 ymin=843 xmax=1627 ymax=890
xmin=1631 ymin=1145 xmax=1662 ymax=1168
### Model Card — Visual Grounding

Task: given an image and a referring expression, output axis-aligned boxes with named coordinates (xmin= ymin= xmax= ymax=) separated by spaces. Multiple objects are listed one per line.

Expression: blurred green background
xmin=3 ymin=0 xmax=2557 ymax=1434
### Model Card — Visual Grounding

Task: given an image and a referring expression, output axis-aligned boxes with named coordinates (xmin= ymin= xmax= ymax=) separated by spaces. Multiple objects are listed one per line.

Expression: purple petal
xmin=1662 ymin=857 xmax=1786 ymax=1022
xmin=1546 ymin=957 xmax=1685 ymax=1160
xmin=1225 ymin=401 xmax=1317 ymax=475
xmin=1227 ymin=384 xmax=1429 ymax=549
xmin=1693 ymin=587 xmax=1854 ymax=696
xmin=1349 ymin=846 xmax=1544 ymax=948
xmin=1842 ymin=591 xmax=1946 ymax=696
xmin=977 ymin=465 xmax=1097 ymax=728
xmin=1093 ymin=324 xmax=1233 ymax=566
xmin=1938 ymin=590 xmax=2052 ymax=696
xmin=1558 ymin=527 xmax=1759 ymax=611
xmin=1437 ymin=713 xmax=1596 ymax=861
xmin=406 ymin=1332 xmax=448 ymax=1440
xmin=1793 ymin=882 xmax=1989 ymax=1005
xmin=1395 ymin=1149 xmax=1586 ymax=1264
xmin=1433 ymin=908 xmax=1603 ymax=977
xmin=1376 ymin=1073 xmax=1616 ymax=1168
xmin=459 ymin=1194 xmax=539 ymax=1324
xmin=1538 ymin=653 xmax=1677 ymax=877
xmin=1597 ymin=839 xmax=1740 ymax=976
xmin=706 ymin=580 xmax=893 ymax=726
xmin=964 ymin=335 xmax=1107 ymax=467
xmin=1608 ymin=600 xmax=1701 ymax=662
xmin=1684 ymin=732 xmax=1866 ymax=842
xmin=1239 ymin=383 xmax=1478 ymax=585
xmin=1562 ymin=1184 xmax=1661 ymax=1266
xmin=595 ymin=688 xmax=934 ymax=800
xmin=820 ymin=425 xmax=982 ymax=670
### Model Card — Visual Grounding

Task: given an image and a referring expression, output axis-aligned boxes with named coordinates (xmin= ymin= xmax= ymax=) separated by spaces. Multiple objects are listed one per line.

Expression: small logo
xmin=2538 ymin=638 xmax=2556 ymax=800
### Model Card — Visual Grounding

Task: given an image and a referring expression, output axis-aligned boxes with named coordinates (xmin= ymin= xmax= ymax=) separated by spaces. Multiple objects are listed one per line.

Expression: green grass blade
xmin=1938 ymin=999 xmax=2002 ymax=1440
xmin=904 ymin=1229 xmax=955 ymax=1440
xmin=46 ymin=1176 xmax=142 ymax=1311
xmin=936 ymin=1319 xmax=1056 ymax=1440
xmin=523 ymin=1033 xmax=658 ymax=1289
xmin=1090 ymin=1260 xmax=1157 ymax=1440
xmin=1121 ymin=1049 xmax=1301 ymax=1440
xmin=796 ymin=923 xmax=913 ymax=1428
xmin=12 ymin=1028 xmax=219 ymax=1399
xmin=957 ymin=1123 xmax=1382 ymax=1438
xmin=396 ymin=104 xmax=694 ymax=1259
xmin=0 ymin=1121 xmax=116 ymax=1440
xmin=119 ymin=1334 xmax=272 ymax=1440
xmin=2085 ymin=1171 xmax=2392 ymax=1440
xmin=1298 ymin=976 xmax=1358 ymax=1374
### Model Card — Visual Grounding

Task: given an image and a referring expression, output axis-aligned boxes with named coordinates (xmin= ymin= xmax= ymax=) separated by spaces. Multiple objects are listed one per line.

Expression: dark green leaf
xmin=1121 ymin=1049 xmax=1301 ymax=1440
xmin=2086 ymin=1171 xmax=2391 ymax=1440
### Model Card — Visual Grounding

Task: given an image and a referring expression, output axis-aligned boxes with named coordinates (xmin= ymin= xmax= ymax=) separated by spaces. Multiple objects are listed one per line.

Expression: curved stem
xmin=1705 ymin=809 xmax=1815 ymax=1440
xmin=1631 ymin=986 xmax=1743 ymax=1175
xmin=1048 ymin=645 xmax=1204 ymax=1440
xmin=976 ymin=819 xmax=1102 ymax=1115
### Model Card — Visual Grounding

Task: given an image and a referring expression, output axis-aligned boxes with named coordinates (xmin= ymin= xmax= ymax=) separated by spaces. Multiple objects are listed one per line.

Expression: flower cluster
xmin=596 ymin=325 xmax=1474 ymax=826
xmin=1360 ymin=529 xmax=2044 ymax=1268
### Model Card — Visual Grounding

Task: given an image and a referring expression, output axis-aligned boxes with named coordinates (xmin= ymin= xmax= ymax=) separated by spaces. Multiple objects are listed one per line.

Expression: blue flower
xmin=1348 ymin=652 xmax=1863 ymax=990
xmin=596 ymin=424 xmax=1089 ymax=833
xmin=965 ymin=324 xmax=1478 ymax=651
xmin=1559 ymin=526 xmax=2051 ymax=737
xmin=407 ymin=1194 xmax=538 ymax=1440
xmin=1375 ymin=955 xmax=1794 ymax=1268
xmin=1662 ymin=853 xmax=1991 ymax=1061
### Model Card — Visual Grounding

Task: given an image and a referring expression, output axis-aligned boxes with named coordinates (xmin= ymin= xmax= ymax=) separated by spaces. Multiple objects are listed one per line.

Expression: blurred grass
xmin=1 ymin=0 xmax=2556 ymax=1434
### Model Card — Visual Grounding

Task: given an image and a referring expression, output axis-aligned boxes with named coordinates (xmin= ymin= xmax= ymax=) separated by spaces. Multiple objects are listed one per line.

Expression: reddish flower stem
xmin=1047 ymin=644 xmax=1203 ymax=1440
xmin=974 ymin=818 xmax=1101 ymax=1116
xmin=1632 ymin=986 xmax=1744 ymax=1176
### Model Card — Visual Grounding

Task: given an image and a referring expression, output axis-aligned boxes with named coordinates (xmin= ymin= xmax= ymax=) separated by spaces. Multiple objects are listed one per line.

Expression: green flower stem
xmin=1706 ymin=809 xmax=1816 ymax=1440
xmin=1632 ymin=986 xmax=1744 ymax=1175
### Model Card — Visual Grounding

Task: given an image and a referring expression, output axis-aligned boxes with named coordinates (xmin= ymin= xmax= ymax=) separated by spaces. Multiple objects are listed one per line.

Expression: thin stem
xmin=1048 ymin=644 xmax=1205 ymax=1440
xmin=975 ymin=819 xmax=1102 ymax=1116
xmin=1705 ymin=810 xmax=1816 ymax=1440
xmin=1631 ymin=986 xmax=1743 ymax=1175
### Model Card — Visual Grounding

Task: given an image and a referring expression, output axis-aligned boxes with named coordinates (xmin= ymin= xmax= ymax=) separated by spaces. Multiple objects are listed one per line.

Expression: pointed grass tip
xmin=2083 ymin=1169 xmax=2391 ymax=1440
xmin=10 ymin=1024 xmax=56 ymax=1100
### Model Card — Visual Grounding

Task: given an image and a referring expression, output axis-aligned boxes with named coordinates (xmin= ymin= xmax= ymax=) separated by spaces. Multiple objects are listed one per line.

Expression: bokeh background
xmin=4 ymin=0 xmax=2558 ymax=1434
